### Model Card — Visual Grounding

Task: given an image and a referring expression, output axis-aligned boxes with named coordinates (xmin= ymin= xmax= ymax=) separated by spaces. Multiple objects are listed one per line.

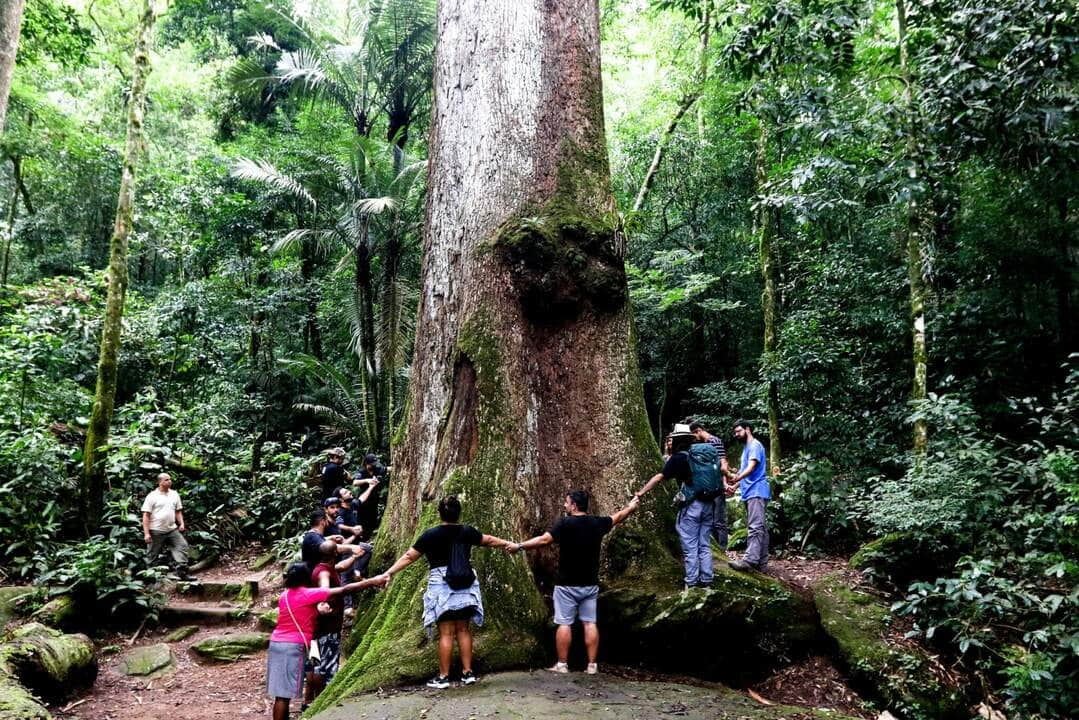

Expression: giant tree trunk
xmin=0 ymin=0 xmax=24 ymax=132
xmin=896 ymin=0 xmax=930 ymax=460
xmin=313 ymin=0 xmax=665 ymax=708
xmin=82 ymin=0 xmax=156 ymax=531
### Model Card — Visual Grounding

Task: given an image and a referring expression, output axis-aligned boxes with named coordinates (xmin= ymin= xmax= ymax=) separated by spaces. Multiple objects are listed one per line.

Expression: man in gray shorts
xmin=509 ymin=490 xmax=639 ymax=674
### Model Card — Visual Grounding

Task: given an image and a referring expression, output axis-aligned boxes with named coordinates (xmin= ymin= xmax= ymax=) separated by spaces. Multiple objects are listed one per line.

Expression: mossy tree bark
xmin=82 ymin=0 xmax=156 ymax=531
xmin=896 ymin=0 xmax=931 ymax=461
xmin=315 ymin=0 xmax=668 ymax=708
xmin=0 ymin=0 xmax=24 ymax=133
xmin=756 ymin=122 xmax=782 ymax=479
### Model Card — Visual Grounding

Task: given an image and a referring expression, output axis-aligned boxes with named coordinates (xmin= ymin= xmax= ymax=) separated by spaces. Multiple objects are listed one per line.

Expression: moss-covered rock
xmin=251 ymin=551 xmax=277 ymax=571
xmin=850 ymin=533 xmax=959 ymax=590
xmin=814 ymin=573 xmax=968 ymax=719
xmin=0 ymin=588 xmax=36 ymax=626
xmin=190 ymin=633 xmax=269 ymax=663
xmin=31 ymin=596 xmax=81 ymax=633
xmin=119 ymin=643 xmax=174 ymax=677
xmin=163 ymin=625 xmax=198 ymax=643
xmin=598 ymin=563 xmax=819 ymax=686
xmin=0 ymin=672 xmax=50 ymax=720
xmin=256 ymin=609 xmax=278 ymax=632
xmin=0 ymin=623 xmax=97 ymax=703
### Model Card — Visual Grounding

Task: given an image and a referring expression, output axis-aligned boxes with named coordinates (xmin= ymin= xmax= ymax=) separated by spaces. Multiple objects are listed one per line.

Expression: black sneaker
xmin=461 ymin=670 xmax=477 ymax=685
xmin=426 ymin=675 xmax=450 ymax=689
xmin=730 ymin=560 xmax=760 ymax=572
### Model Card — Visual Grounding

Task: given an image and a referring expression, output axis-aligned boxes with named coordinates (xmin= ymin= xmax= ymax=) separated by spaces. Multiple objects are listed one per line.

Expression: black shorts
xmin=437 ymin=605 xmax=477 ymax=622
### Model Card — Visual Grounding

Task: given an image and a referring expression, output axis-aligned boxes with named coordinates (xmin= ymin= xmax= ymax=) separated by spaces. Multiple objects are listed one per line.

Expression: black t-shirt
xmin=662 ymin=452 xmax=692 ymax=486
xmin=302 ymin=530 xmax=325 ymax=568
xmin=320 ymin=462 xmax=348 ymax=500
xmin=412 ymin=524 xmax=482 ymax=568
xmin=339 ymin=505 xmax=359 ymax=532
xmin=550 ymin=514 xmax=614 ymax=586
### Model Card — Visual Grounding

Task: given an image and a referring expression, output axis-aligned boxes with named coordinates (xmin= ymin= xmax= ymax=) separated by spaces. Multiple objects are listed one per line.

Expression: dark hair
xmin=566 ymin=489 xmax=589 ymax=512
xmin=309 ymin=509 xmax=327 ymax=525
xmin=688 ymin=421 xmax=704 ymax=432
xmin=734 ymin=419 xmax=752 ymax=432
xmin=438 ymin=495 xmax=462 ymax=522
xmin=284 ymin=562 xmax=311 ymax=588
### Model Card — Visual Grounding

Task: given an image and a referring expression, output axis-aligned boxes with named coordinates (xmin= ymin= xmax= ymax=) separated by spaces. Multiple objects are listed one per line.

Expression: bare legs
xmin=583 ymin=622 xmax=599 ymax=663
xmin=554 ymin=623 xmax=599 ymax=666
xmin=437 ymin=619 xmax=474 ymax=677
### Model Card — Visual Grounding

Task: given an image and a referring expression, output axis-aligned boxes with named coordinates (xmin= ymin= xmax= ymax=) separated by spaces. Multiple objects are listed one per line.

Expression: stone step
xmin=160 ymin=601 xmax=251 ymax=626
xmin=178 ymin=578 xmax=259 ymax=602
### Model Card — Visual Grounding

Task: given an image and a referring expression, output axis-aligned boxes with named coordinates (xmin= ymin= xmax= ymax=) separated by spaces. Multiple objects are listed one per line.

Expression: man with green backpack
xmin=635 ymin=423 xmax=725 ymax=588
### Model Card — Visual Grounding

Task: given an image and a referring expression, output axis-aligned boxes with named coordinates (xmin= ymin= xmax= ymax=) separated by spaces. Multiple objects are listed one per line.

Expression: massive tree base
xmin=309 ymin=670 xmax=859 ymax=720
xmin=599 ymin=563 xmax=819 ymax=686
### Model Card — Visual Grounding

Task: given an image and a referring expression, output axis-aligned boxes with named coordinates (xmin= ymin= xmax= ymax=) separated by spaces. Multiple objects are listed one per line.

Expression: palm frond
xmin=231 ymin=158 xmax=317 ymax=208
xmin=353 ymin=196 xmax=398 ymax=215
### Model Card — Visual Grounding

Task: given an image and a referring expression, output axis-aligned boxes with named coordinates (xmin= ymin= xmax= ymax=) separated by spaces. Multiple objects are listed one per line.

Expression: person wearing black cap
xmin=301 ymin=507 xmax=366 ymax=572
xmin=320 ymin=448 xmax=351 ymax=502
xmin=353 ymin=452 xmax=388 ymax=541
xmin=323 ymin=497 xmax=373 ymax=577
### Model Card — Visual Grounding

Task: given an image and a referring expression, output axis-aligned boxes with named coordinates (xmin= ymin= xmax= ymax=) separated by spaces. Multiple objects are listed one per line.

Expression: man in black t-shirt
xmin=352 ymin=453 xmax=389 ymax=540
xmin=509 ymin=490 xmax=639 ymax=674
xmin=320 ymin=448 xmax=351 ymax=501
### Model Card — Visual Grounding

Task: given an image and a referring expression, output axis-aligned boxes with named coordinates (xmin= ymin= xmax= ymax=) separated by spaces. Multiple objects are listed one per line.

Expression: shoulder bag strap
xmin=282 ymin=592 xmax=310 ymax=653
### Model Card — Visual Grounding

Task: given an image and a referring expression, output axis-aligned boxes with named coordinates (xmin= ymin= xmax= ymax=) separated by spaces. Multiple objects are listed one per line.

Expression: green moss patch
xmin=119 ymin=643 xmax=174 ymax=678
xmin=0 ymin=588 xmax=36 ymax=627
xmin=0 ymin=623 xmax=97 ymax=703
xmin=163 ymin=625 xmax=198 ymax=643
xmin=814 ymin=573 xmax=968 ymax=719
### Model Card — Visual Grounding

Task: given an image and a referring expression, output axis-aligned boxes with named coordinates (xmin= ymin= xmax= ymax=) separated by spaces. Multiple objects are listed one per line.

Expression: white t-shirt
xmin=141 ymin=489 xmax=183 ymax=532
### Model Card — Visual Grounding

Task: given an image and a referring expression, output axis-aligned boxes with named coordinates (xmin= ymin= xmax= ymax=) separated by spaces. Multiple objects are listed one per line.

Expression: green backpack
xmin=682 ymin=443 xmax=722 ymax=502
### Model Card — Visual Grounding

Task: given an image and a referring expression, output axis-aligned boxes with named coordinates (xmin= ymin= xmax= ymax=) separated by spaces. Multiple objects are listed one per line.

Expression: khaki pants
xmin=148 ymin=528 xmax=189 ymax=570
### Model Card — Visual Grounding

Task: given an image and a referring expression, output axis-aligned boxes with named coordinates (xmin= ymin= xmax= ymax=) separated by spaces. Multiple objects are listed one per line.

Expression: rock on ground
xmin=190 ymin=633 xmax=269 ymax=663
xmin=119 ymin=643 xmax=174 ymax=678
xmin=0 ymin=622 xmax=97 ymax=703
xmin=311 ymin=670 xmax=859 ymax=720
xmin=163 ymin=626 xmax=199 ymax=643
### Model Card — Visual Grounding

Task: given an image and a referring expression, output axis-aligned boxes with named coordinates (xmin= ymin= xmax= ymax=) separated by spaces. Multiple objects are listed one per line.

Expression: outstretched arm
xmin=507 ymin=531 xmax=554 ymax=554
xmin=635 ymin=471 xmax=665 ymax=498
xmin=356 ymin=478 xmax=380 ymax=504
xmin=610 ymin=496 xmax=640 ymax=526
xmin=380 ymin=548 xmax=421 ymax=578
xmin=480 ymin=533 xmax=514 ymax=550
xmin=328 ymin=575 xmax=387 ymax=595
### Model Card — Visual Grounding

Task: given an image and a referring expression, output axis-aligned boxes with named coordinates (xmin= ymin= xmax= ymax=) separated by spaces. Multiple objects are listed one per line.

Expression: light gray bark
xmin=0 ymin=0 xmax=25 ymax=132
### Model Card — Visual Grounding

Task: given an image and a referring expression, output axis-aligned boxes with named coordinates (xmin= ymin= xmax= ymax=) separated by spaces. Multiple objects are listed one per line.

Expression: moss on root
xmin=0 ymin=673 xmax=50 ymax=720
xmin=0 ymin=623 xmax=97 ymax=704
xmin=814 ymin=573 xmax=968 ymax=719
xmin=599 ymin=564 xmax=818 ymax=686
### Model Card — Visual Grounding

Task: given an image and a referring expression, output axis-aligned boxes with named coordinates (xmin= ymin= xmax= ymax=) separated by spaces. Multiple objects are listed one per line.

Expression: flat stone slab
xmin=120 ymin=643 xmax=175 ymax=677
xmin=160 ymin=601 xmax=250 ymax=626
xmin=178 ymin=579 xmax=259 ymax=602
xmin=190 ymin=632 xmax=269 ymax=663
xmin=310 ymin=671 xmax=859 ymax=720
xmin=163 ymin=625 xmax=199 ymax=643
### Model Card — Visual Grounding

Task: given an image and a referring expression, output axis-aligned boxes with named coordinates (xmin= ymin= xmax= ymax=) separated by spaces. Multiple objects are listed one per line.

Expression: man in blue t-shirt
xmin=729 ymin=419 xmax=770 ymax=572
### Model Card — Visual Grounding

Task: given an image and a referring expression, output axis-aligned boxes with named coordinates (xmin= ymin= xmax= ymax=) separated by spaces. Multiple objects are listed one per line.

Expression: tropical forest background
xmin=0 ymin=0 xmax=1075 ymax=716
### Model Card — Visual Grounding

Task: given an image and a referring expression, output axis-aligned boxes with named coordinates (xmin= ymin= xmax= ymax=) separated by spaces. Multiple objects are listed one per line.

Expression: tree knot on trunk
xmin=493 ymin=198 xmax=625 ymax=325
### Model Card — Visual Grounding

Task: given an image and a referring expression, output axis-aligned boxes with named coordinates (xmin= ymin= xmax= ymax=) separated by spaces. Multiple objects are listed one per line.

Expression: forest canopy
xmin=0 ymin=0 xmax=1075 ymax=717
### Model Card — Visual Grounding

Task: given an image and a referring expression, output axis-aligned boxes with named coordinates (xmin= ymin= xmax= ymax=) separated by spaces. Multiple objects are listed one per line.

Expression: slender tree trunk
xmin=0 ymin=0 xmax=24 ymax=132
xmin=82 ymin=0 xmax=156 ymax=532
xmin=756 ymin=122 xmax=782 ymax=478
xmin=353 ymin=225 xmax=383 ymax=446
xmin=896 ymin=0 xmax=929 ymax=459
xmin=300 ymin=232 xmax=323 ymax=359
xmin=314 ymin=0 xmax=665 ymax=707
xmin=631 ymin=1 xmax=712 ymax=214
xmin=1 ymin=154 xmax=19 ymax=285
xmin=377 ymin=228 xmax=402 ymax=441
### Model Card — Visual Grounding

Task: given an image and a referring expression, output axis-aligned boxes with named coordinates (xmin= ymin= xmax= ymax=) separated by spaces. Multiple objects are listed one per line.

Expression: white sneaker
xmin=547 ymin=662 xmax=569 ymax=674
xmin=586 ymin=663 xmax=598 ymax=675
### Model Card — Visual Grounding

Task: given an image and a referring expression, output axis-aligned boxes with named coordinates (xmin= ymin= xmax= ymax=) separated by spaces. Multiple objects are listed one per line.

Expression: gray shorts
xmin=553 ymin=585 xmax=599 ymax=625
xmin=266 ymin=641 xmax=305 ymax=699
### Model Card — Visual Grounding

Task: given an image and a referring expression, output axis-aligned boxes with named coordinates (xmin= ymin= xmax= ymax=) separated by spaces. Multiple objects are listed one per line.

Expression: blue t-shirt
xmin=739 ymin=438 xmax=770 ymax=501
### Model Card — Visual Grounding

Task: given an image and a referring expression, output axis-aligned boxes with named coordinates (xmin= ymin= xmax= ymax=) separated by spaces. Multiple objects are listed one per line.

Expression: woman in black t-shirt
xmin=376 ymin=495 xmax=514 ymax=689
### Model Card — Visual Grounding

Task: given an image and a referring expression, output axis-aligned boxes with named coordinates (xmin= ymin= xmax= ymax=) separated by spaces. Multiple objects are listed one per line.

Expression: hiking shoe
xmin=729 ymin=560 xmax=757 ymax=572
xmin=586 ymin=663 xmax=598 ymax=675
xmin=547 ymin=662 xmax=569 ymax=674
xmin=426 ymin=675 xmax=450 ymax=689
xmin=461 ymin=670 xmax=477 ymax=685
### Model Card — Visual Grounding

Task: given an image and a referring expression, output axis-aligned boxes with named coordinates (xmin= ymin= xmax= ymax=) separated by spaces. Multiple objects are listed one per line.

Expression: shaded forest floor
xmin=56 ymin=549 xmax=876 ymax=720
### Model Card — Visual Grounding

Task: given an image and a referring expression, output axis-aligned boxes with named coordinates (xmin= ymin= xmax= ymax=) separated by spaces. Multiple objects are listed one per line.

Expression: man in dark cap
xmin=320 ymin=447 xmax=351 ymax=501
xmin=352 ymin=453 xmax=388 ymax=541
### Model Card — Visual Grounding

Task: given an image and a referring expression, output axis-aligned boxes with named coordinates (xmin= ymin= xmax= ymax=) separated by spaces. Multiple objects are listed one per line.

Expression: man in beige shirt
xmin=141 ymin=473 xmax=190 ymax=578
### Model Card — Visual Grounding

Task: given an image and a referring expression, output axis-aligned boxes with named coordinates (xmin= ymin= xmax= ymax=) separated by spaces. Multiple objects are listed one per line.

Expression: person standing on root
xmin=634 ymin=423 xmax=724 ymax=589
xmin=507 ymin=490 xmax=639 ymax=674
xmin=729 ymin=420 xmax=770 ymax=572
xmin=266 ymin=563 xmax=385 ymax=720
xmin=141 ymin=473 xmax=191 ymax=579
xmin=374 ymin=495 xmax=515 ymax=689
xmin=687 ymin=419 xmax=732 ymax=552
